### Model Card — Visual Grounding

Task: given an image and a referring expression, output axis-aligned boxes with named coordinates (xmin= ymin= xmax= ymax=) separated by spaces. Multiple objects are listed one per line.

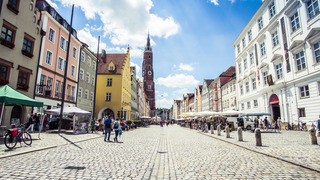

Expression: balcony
xmin=67 ymin=95 xmax=76 ymax=102
xmin=35 ymin=84 xmax=52 ymax=97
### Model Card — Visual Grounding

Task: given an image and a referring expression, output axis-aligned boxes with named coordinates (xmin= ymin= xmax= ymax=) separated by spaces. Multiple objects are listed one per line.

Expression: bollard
xmin=217 ymin=125 xmax=221 ymax=136
xmin=237 ymin=127 xmax=243 ymax=141
xmin=255 ymin=128 xmax=262 ymax=146
xmin=205 ymin=124 xmax=208 ymax=133
xmin=309 ymin=127 xmax=318 ymax=145
xmin=226 ymin=126 xmax=230 ymax=138
xmin=211 ymin=125 xmax=214 ymax=134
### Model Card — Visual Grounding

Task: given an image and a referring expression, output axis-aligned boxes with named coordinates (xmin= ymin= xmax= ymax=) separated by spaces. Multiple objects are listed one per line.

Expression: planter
xmin=21 ymin=50 xmax=33 ymax=58
xmin=0 ymin=38 xmax=15 ymax=49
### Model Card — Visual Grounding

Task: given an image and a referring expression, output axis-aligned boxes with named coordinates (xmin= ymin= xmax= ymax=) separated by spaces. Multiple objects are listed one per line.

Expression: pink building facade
xmin=34 ymin=1 xmax=80 ymax=110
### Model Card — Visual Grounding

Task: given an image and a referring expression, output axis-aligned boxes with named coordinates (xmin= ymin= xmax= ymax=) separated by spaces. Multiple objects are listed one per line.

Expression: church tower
xmin=142 ymin=33 xmax=156 ymax=117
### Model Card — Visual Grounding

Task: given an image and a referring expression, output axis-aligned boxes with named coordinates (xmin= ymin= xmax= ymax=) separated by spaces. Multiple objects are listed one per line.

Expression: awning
xmin=240 ymin=113 xmax=271 ymax=117
xmin=269 ymin=94 xmax=279 ymax=105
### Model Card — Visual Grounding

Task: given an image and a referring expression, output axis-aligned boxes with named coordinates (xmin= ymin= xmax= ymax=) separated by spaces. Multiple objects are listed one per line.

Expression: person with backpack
xmin=104 ymin=115 xmax=112 ymax=142
xmin=113 ymin=119 xmax=121 ymax=142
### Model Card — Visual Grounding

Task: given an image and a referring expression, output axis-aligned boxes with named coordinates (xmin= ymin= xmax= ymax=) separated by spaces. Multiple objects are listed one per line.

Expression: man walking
xmin=104 ymin=116 xmax=112 ymax=142
xmin=113 ymin=119 xmax=121 ymax=142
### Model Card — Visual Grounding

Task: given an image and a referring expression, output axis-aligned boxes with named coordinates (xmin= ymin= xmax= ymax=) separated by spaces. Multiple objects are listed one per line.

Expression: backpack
xmin=114 ymin=122 xmax=119 ymax=129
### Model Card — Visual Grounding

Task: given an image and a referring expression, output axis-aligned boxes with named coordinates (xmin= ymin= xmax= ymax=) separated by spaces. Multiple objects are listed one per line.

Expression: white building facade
xmin=233 ymin=0 xmax=320 ymax=124
xmin=222 ymin=76 xmax=237 ymax=111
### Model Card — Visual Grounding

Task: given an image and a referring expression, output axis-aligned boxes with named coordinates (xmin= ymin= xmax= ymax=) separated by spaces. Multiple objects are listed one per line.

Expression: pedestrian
xmin=264 ymin=117 xmax=269 ymax=130
xmin=260 ymin=118 xmax=263 ymax=129
xmin=254 ymin=117 xmax=258 ymax=129
xmin=34 ymin=113 xmax=40 ymax=131
xmin=91 ymin=118 xmax=96 ymax=133
xmin=28 ymin=114 xmax=34 ymax=132
xmin=104 ymin=115 xmax=112 ymax=142
xmin=113 ymin=119 xmax=121 ymax=142
xmin=43 ymin=115 xmax=48 ymax=132
xmin=277 ymin=117 xmax=281 ymax=131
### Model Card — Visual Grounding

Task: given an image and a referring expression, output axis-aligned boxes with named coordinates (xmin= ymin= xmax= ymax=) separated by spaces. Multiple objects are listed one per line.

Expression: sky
xmin=48 ymin=0 xmax=263 ymax=109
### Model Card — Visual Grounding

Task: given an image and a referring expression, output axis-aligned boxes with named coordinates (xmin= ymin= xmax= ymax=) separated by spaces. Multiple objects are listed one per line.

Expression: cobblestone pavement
xmin=0 ymin=125 xmax=319 ymax=179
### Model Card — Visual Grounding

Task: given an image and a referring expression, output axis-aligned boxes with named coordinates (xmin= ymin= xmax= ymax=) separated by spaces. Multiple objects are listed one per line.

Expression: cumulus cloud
xmin=77 ymin=27 xmax=107 ymax=52
xmin=210 ymin=0 xmax=219 ymax=5
xmin=156 ymin=74 xmax=200 ymax=88
xmin=57 ymin=0 xmax=179 ymax=48
xmin=47 ymin=0 xmax=59 ymax=9
xmin=156 ymin=98 xmax=173 ymax=109
xmin=178 ymin=63 xmax=194 ymax=72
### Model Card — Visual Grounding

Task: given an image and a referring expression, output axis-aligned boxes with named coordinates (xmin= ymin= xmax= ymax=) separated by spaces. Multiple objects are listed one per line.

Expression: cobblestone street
xmin=0 ymin=125 xmax=319 ymax=179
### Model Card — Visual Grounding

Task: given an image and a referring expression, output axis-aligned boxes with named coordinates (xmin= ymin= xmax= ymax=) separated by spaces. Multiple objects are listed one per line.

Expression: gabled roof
xmin=97 ymin=53 xmax=127 ymax=74
xmin=204 ymin=79 xmax=214 ymax=86
xmin=220 ymin=66 xmax=235 ymax=77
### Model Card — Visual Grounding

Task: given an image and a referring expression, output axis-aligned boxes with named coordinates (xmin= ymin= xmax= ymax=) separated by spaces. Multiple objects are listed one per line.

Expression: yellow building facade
xmin=95 ymin=48 xmax=131 ymax=121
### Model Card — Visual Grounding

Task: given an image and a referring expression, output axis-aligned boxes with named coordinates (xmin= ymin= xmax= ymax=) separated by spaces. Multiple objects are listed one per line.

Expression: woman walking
xmin=113 ymin=119 xmax=121 ymax=142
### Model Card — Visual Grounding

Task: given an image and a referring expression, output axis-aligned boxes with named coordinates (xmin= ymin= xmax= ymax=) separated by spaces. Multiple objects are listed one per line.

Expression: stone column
xmin=255 ymin=128 xmax=262 ymax=146
xmin=226 ymin=126 xmax=230 ymax=138
xmin=237 ymin=127 xmax=243 ymax=141
xmin=217 ymin=125 xmax=221 ymax=136
xmin=309 ymin=127 xmax=318 ymax=145
xmin=211 ymin=125 xmax=214 ymax=134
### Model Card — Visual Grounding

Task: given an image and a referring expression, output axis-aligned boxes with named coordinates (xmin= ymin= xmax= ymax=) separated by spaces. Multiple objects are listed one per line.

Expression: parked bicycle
xmin=4 ymin=124 xmax=32 ymax=149
xmin=285 ymin=122 xmax=297 ymax=130
xmin=298 ymin=121 xmax=308 ymax=131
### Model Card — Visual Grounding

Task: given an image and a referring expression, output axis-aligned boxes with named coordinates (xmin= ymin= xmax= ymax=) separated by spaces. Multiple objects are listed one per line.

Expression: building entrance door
xmin=269 ymin=94 xmax=280 ymax=121
xmin=102 ymin=108 xmax=115 ymax=119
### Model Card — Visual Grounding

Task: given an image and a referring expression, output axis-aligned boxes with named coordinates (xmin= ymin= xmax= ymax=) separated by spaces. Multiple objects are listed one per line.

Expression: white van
xmin=226 ymin=117 xmax=254 ymax=130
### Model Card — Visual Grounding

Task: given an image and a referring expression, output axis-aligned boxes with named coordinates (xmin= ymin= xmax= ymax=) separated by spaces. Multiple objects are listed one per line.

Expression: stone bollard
xmin=255 ymin=128 xmax=262 ymax=146
xmin=211 ymin=125 xmax=214 ymax=134
xmin=226 ymin=126 xmax=230 ymax=138
xmin=309 ymin=127 xmax=318 ymax=145
xmin=217 ymin=125 xmax=221 ymax=136
xmin=205 ymin=124 xmax=208 ymax=133
xmin=237 ymin=127 xmax=243 ymax=141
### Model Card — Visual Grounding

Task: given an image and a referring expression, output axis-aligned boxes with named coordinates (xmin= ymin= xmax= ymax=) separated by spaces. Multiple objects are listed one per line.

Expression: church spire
xmin=145 ymin=33 xmax=152 ymax=51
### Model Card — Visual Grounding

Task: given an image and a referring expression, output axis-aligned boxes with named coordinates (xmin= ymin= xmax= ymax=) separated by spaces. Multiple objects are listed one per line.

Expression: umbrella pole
xmin=38 ymin=107 xmax=45 ymax=139
xmin=0 ymin=103 xmax=5 ymax=126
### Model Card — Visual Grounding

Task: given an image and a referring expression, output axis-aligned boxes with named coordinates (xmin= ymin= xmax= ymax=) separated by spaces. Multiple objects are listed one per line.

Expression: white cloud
xmin=156 ymin=74 xmax=200 ymax=88
xmin=47 ymin=0 xmax=59 ymax=9
xmin=178 ymin=63 xmax=194 ymax=72
xmin=57 ymin=0 xmax=179 ymax=48
xmin=156 ymin=98 xmax=172 ymax=108
xmin=77 ymin=28 xmax=107 ymax=52
xmin=210 ymin=0 xmax=219 ymax=5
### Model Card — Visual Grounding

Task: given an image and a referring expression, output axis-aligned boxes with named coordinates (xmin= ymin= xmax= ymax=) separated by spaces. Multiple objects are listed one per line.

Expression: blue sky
xmin=48 ymin=0 xmax=262 ymax=109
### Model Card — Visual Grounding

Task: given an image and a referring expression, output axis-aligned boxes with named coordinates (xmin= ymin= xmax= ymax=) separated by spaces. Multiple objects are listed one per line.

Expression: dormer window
xmin=110 ymin=66 xmax=114 ymax=71
xmin=50 ymin=8 xmax=56 ymax=19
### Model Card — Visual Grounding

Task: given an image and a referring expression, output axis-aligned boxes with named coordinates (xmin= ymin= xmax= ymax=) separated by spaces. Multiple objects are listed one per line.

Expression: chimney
xmin=101 ymin=49 xmax=106 ymax=63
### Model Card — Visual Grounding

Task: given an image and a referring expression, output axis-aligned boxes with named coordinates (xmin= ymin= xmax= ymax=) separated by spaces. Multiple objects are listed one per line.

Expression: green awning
xmin=0 ymin=85 xmax=43 ymax=107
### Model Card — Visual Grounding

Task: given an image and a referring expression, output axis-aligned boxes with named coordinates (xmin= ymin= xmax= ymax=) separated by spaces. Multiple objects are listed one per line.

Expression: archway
xmin=269 ymin=94 xmax=280 ymax=121
xmin=98 ymin=106 xmax=115 ymax=120
xmin=10 ymin=106 xmax=22 ymax=126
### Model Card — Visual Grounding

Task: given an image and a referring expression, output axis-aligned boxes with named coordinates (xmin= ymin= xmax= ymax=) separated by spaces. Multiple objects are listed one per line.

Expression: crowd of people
xmin=26 ymin=114 xmax=48 ymax=132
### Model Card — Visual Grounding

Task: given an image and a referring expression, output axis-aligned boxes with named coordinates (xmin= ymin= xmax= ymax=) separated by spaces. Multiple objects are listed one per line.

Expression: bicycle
xmin=285 ymin=122 xmax=297 ymax=130
xmin=4 ymin=124 xmax=32 ymax=149
xmin=299 ymin=122 xmax=308 ymax=131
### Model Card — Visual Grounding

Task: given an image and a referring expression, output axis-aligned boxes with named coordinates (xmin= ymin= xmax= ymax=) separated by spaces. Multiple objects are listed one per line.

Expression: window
xmin=290 ymin=12 xmax=300 ymax=32
xmin=85 ymin=73 xmax=90 ymax=83
xmin=250 ymin=53 xmax=254 ymax=65
xmin=269 ymin=1 xmax=276 ymax=18
xmin=296 ymin=51 xmax=306 ymax=71
xmin=80 ymin=51 xmax=85 ymax=61
xmin=90 ymin=92 xmax=94 ymax=101
xmin=55 ymin=80 xmax=60 ymax=98
xmin=1 ymin=23 xmax=16 ymax=48
xmin=107 ymin=78 xmax=112 ymax=86
xmin=272 ymin=31 xmax=279 ymax=47
xmin=263 ymin=71 xmax=268 ymax=85
xmin=252 ymin=78 xmax=256 ymax=90
xmin=65 ymin=40 xmax=68 ymax=51
xmin=313 ymin=42 xmax=320 ymax=63
xmin=88 ymin=57 xmax=91 ymax=66
xmin=57 ymin=57 xmax=64 ymax=70
xmin=71 ymin=87 xmax=75 ymax=101
xmin=241 ymin=103 xmax=245 ymax=110
xmin=260 ymin=42 xmax=266 ymax=56
xmin=91 ymin=77 xmax=95 ymax=85
xmin=60 ymin=37 xmax=65 ymax=49
xmin=0 ymin=64 xmax=10 ymax=85
xmin=48 ymin=28 xmax=55 ymax=43
xmin=240 ymin=85 xmax=243 ymax=95
xmin=110 ymin=66 xmax=114 ymax=71
xmin=106 ymin=93 xmax=111 ymax=101
xmin=248 ymin=30 xmax=252 ymax=41
xmin=245 ymin=82 xmax=249 ymax=93
xmin=247 ymin=102 xmax=251 ymax=109
xmin=300 ymin=85 xmax=310 ymax=98
xmin=50 ymin=9 xmax=56 ymax=18
xmin=7 ymin=0 xmax=19 ymax=14
xmin=78 ymin=88 xmax=82 ymax=98
xmin=238 ymin=63 xmax=242 ymax=74
xmin=92 ymin=61 xmax=96 ymax=70
xmin=237 ymin=44 xmax=240 ymax=54
xmin=71 ymin=65 xmax=75 ymax=77
xmin=244 ymin=59 xmax=248 ymax=70
xmin=307 ymin=0 xmax=320 ymax=19
xmin=22 ymin=36 xmax=34 ymax=57
xmin=84 ymin=90 xmax=89 ymax=99
xmin=298 ymin=108 xmax=306 ymax=117
xmin=79 ymin=69 xmax=84 ymax=80
xmin=17 ymin=70 xmax=30 ymax=90
xmin=47 ymin=77 xmax=52 ymax=93
xmin=254 ymin=100 xmax=258 ymax=108
xmin=242 ymin=38 xmax=246 ymax=48
xmin=258 ymin=17 xmax=263 ymax=30
xmin=276 ymin=63 xmax=283 ymax=79
xmin=72 ymin=47 xmax=77 ymax=58
xmin=45 ymin=51 xmax=52 ymax=65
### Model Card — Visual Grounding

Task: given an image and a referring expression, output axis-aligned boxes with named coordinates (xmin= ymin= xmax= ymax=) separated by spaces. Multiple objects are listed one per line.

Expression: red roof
xmin=97 ymin=53 xmax=127 ymax=74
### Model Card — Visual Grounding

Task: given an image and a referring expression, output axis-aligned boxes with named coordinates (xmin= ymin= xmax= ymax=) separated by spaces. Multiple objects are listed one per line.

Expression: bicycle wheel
xmin=22 ymin=132 xmax=32 ymax=145
xmin=4 ymin=133 xmax=17 ymax=149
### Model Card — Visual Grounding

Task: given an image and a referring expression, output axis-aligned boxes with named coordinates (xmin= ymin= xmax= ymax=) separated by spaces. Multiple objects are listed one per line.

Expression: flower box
xmin=0 ymin=79 xmax=9 ymax=85
xmin=17 ymin=84 xmax=29 ymax=90
xmin=0 ymin=38 xmax=15 ymax=49
xmin=21 ymin=49 xmax=34 ymax=58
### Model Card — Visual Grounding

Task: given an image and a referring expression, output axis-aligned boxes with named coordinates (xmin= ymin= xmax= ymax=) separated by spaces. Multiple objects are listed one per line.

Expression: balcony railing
xmin=67 ymin=95 xmax=76 ymax=102
xmin=35 ymin=84 xmax=52 ymax=97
